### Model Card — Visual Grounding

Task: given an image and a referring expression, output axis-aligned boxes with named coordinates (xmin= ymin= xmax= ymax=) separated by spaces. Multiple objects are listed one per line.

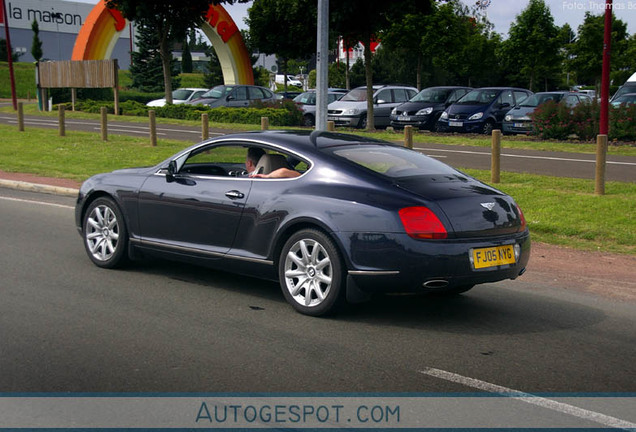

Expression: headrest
xmin=254 ymin=154 xmax=289 ymax=175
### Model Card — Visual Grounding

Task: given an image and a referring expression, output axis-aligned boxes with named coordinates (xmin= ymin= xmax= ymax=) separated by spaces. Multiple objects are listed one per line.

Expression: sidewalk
xmin=1 ymin=169 xmax=634 ymax=303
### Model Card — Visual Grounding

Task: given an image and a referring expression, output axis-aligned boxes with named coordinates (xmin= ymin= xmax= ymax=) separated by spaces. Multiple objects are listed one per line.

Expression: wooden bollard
xmin=202 ymin=113 xmax=209 ymax=140
xmin=58 ymin=105 xmax=65 ymax=137
xmin=149 ymin=110 xmax=157 ymax=147
xmin=404 ymin=125 xmax=413 ymax=149
xmin=100 ymin=107 xmax=108 ymax=141
xmin=17 ymin=102 xmax=24 ymax=132
xmin=491 ymin=129 xmax=502 ymax=183
xmin=595 ymin=134 xmax=608 ymax=196
xmin=261 ymin=116 xmax=269 ymax=130
xmin=327 ymin=121 xmax=335 ymax=131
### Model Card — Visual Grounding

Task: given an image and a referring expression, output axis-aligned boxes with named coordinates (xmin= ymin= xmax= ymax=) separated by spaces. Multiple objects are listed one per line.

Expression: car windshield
xmin=294 ymin=92 xmax=317 ymax=105
xmin=201 ymin=86 xmax=232 ymax=99
xmin=340 ymin=89 xmax=367 ymax=102
xmin=520 ymin=93 xmax=564 ymax=107
xmin=331 ymin=145 xmax=460 ymax=179
xmin=613 ymin=84 xmax=636 ymax=100
xmin=172 ymin=89 xmax=193 ymax=100
xmin=456 ymin=89 xmax=499 ymax=105
xmin=411 ymin=88 xmax=451 ymax=103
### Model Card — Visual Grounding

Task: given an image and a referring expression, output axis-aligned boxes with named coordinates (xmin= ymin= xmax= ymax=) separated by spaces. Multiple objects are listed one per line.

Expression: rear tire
xmin=278 ymin=229 xmax=345 ymax=316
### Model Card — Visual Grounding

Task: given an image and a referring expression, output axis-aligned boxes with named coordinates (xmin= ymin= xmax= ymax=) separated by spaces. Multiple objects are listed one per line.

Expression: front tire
xmin=279 ymin=229 xmax=345 ymax=316
xmin=83 ymin=197 xmax=129 ymax=269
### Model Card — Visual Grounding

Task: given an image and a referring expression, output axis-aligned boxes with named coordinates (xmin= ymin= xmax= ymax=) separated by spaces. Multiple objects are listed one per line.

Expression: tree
xmin=567 ymin=12 xmax=628 ymax=89
xmin=499 ymin=0 xmax=561 ymax=91
xmin=0 ymin=39 xmax=20 ymax=62
xmin=106 ymin=0 xmax=246 ymax=103
xmin=246 ymin=0 xmax=316 ymax=92
xmin=129 ymin=21 xmax=180 ymax=92
xmin=31 ymin=19 xmax=43 ymax=62
xmin=203 ymin=51 xmax=224 ymax=87
xmin=181 ymin=37 xmax=193 ymax=73
xmin=331 ymin=0 xmax=433 ymax=130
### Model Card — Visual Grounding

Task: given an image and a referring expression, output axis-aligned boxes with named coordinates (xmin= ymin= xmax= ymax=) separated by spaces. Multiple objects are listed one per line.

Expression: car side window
xmin=376 ymin=89 xmax=392 ymax=104
xmin=500 ymin=90 xmax=514 ymax=106
xmin=249 ymin=87 xmax=266 ymax=100
xmin=233 ymin=87 xmax=248 ymax=101
xmin=180 ymin=144 xmax=248 ymax=177
xmin=392 ymin=89 xmax=409 ymax=103
xmin=514 ymin=91 xmax=530 ymax=105
xmin=447 ymin=90 xmax=465 ymax=104
xmin=565 ymin=95 xmax=579 ymax=107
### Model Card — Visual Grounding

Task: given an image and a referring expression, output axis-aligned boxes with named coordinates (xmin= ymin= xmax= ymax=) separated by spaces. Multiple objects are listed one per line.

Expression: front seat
xmin=253 ymin=154 xmax=289 ymax=175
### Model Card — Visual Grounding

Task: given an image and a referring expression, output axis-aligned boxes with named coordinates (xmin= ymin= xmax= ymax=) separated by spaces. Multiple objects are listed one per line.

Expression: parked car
xmin=328 ymin=85 xmax=418 ymax=128
xmin=275 ymin=74 xmax=303 ymax=87
xmin=610 ymin=72 xmax=636 ymax=102
xmin=390 ymin=86 xmax=472 ymax=130
xmin=294 ymin=90 xmax=345 ymax=126
xmin=187 ymin=85 xmax=277 ymax=108
xmin=146 ymin=88 xmax=208 ymax=107
xmin=75 ymin=131 xmax=530 ymax=316
xmin=275 ymin=91 xmax=303 ymax=100
xmin=437 ymin=87 xmax=533 ymax=134
xmin=502 ymin=91 xmax=591 ymax=135
xmin=610 ymin=93 xmax=636 ymax=107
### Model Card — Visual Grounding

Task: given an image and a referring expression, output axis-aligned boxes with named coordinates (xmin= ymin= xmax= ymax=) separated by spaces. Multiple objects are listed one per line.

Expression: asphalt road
xmin=1 ymin=112 xmax=635 ymax=183
xmin=1 ymin=187 xmax=635 ymax=398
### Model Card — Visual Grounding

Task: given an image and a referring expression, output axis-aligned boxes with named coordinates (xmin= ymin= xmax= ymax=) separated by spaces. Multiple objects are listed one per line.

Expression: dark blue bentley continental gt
xmin=75 ymin=131 xmax=530 ymax=316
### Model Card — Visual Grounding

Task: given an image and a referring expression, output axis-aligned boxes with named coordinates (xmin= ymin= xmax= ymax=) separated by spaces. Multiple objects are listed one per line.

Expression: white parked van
xmin=275 ymin=74 xmax=302 ymax=87
xmin=611 ymin=72 xmax=636 ymax=101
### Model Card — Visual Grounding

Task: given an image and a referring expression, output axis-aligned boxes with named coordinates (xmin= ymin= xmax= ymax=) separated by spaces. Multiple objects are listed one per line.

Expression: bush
xmin=531 ymin=99 xmax=636 ymax=141
xmin=55 ymin=96 xmax=304 ymax=127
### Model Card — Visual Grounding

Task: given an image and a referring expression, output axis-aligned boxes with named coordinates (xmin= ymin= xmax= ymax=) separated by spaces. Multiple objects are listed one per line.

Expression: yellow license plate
xmin=472 ymin=245 xmax=516 ymax=269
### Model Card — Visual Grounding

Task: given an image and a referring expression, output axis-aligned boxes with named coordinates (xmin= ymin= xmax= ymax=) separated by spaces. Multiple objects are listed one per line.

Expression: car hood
xmin=396 ymin=102 xmax=443 ymax=111
xmin=328 ymin=100 xmax=366 ymax=110
xmin=396 ymin=176 xmax=524 ymax=237
xmin=446 ymin=104 xmax=487 ymax=116
xmin=187 ymin=98 xmax=220 ymax=106
xmin=505 ymin=106 xmax=536 ymax=119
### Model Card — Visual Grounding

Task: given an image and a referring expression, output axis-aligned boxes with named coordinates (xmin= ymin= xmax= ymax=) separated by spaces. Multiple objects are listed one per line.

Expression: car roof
xmin=206 ymin=130 xmax=392 ymax=155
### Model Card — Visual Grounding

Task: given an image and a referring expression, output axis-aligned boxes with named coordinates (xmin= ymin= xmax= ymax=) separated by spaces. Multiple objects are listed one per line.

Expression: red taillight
xmin=399 ymin=206 xmax=447 ymax=239
xmin=515 ymin=203 xmax=527 ymax=232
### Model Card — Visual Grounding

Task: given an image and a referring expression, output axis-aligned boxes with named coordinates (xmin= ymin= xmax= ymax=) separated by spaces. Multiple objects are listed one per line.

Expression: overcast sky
xmin=65 ymin=0 xmax=636 ymax=36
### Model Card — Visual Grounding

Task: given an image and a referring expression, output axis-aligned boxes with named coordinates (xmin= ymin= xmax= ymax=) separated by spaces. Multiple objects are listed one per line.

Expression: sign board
xmin=38 ymin=60 xmax=118 ymax=89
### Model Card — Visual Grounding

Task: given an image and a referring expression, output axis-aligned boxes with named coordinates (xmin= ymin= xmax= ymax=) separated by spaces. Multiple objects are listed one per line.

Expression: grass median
xmin=0 ymin=124 xmax=634 ymax=255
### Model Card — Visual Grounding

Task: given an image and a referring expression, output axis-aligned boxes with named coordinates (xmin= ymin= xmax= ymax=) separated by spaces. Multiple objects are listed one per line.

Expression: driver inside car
xmin=245 ymin=147 xmax=300 ymax=179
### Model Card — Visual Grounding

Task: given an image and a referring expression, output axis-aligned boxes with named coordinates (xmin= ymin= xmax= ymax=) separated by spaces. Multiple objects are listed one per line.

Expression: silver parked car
xmin=294 ymin=90 xmax=346 ymax=126
xmin=328 ymin=85 xmax=418 ymax=128
xmin=187 ymin=85 xmax=277 ymax=108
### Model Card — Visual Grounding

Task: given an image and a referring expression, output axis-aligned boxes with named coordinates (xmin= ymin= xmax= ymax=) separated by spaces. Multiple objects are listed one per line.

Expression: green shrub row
xmin=57 ymin=99 xmax=304 ymax=127
xmin=531 ymin=100 xmax=636 ymax=141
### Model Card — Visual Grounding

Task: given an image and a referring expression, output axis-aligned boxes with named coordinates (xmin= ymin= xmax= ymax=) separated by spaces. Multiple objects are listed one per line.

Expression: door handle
xmin=225 ymin=190 xmax=245 ymax=199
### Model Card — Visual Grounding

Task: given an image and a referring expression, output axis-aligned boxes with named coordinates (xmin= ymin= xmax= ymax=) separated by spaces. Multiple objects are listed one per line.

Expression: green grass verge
xmin=3 ymin=102 xmax=636 ymax=157
xmin=0 ymin=124 xmax=634 ymax=255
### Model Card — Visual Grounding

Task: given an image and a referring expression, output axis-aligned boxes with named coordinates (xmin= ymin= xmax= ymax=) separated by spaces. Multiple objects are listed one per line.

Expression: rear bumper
xmin=343 ymin=231 xmax=531 ymax=293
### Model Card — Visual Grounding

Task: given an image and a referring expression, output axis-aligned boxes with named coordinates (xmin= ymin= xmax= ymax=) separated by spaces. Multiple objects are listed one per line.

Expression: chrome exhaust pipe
xmin=422 ymin=280 xmax=449 ymax=289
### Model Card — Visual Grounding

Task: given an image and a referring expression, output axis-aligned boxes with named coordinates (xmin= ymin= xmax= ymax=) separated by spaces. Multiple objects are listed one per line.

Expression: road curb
xmin=0 ymin=179 xmax=78 ymax=197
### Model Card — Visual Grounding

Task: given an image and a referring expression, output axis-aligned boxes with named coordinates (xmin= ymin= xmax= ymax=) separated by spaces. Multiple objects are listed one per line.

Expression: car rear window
xmin=331 ymin=145 xmax=461 ymax=179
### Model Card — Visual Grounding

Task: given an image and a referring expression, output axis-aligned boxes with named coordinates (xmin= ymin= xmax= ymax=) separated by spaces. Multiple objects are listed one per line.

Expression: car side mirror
xmin=376 ymin=99 xmax=386 ymax=104
xmin=166 ymin=160 xmax=178 ymax=182
xmin=227 ymin=95 xmax=235 ymax=101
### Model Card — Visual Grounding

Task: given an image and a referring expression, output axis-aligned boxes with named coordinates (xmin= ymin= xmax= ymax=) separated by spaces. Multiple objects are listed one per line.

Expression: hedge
xmin=56 ymin=99 xmax=304 ymax=127
xmin=531 ymin=100 xmax=636 ymax=141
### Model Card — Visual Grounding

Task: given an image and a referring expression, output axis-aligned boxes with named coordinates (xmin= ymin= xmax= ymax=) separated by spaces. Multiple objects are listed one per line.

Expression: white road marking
xmin=0 ymin=196 xmax=74 ymax=210
xmin=415 ymin=146 xmax=636 ymax=166
xmin=420 ymin=367 xmax=636 ymax=431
